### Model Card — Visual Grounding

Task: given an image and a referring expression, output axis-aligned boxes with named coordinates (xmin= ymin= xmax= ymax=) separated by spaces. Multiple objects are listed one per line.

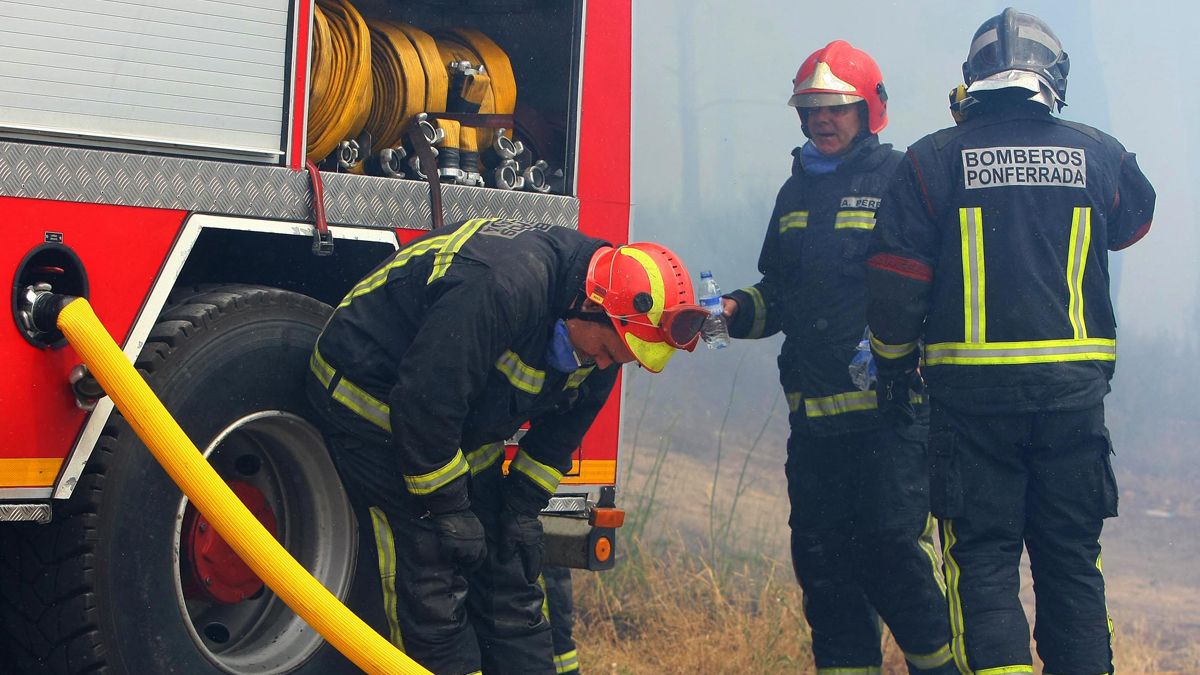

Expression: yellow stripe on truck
xmin=0 ymin=458 xmax=64 ymax=488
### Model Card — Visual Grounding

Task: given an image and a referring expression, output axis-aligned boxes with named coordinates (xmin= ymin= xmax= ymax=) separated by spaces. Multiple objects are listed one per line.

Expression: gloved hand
xmin=430 ymin=509 xmax=487 ymax=573
xmin=497 ymin=508 xmax=544 ymax=584
xmin=876 ymin=368 xmax=924 ymax=426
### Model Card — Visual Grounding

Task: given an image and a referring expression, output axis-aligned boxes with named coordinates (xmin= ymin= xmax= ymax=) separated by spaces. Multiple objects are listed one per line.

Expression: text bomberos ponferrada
xmin=961 ymin=146 xmax=1086 ymax=189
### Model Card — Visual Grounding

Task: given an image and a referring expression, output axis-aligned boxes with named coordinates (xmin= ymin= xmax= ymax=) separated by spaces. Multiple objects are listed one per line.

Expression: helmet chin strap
xmin=563 ymin=307 xmax=612 ymax=325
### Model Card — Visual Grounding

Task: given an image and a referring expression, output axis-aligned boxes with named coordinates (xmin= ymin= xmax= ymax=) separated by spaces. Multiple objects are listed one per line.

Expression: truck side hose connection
xmin=31 ymin=291 xmax=430 ymax=675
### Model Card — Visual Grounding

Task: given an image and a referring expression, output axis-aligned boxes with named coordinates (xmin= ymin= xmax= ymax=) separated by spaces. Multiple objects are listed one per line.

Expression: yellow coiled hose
xmin=365 ymin=20 xmax=426 ymax=151
xmin=308 ymin=0 xmax=373 ymax=162
xmin=55 ymin=298 xmax=430 ymax=675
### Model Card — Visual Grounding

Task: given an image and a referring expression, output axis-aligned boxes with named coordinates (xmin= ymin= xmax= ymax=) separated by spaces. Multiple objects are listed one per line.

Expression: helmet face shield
xmin=963 ymin=8 xmax=1069 ymax=107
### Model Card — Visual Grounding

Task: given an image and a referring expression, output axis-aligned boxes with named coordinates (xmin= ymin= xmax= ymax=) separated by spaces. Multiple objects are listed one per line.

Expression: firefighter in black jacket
xmin=866 ymin=9 xmax=1155 ymax=674
xmin=306 ymin=218 xmax=705 ymax=675
xmin=722 ymin=41 xmax=955 ymax=675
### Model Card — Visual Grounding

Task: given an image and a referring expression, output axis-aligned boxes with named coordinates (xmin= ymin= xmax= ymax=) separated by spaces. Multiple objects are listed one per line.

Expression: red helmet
xmin=789 ymin=40 xmax=888 ymax=135
xmin=585 ymin=243 xmax=704 ymax=373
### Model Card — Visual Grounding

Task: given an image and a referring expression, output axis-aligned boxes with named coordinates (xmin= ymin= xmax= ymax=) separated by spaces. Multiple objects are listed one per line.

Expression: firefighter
xmin=305 ymin=218 xmax=706 ymax=675
xmin=720 ymin=41 xmax=955 ymax=674
xmin=866 ymin=9 xmax=1155 ymax=674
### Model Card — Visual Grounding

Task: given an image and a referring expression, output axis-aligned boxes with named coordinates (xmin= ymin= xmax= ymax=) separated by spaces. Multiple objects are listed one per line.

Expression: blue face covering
xmin=546 ymin=319 xmax=588 ymax=373
xmin=800 ymin=140 xmax=845 ymax=175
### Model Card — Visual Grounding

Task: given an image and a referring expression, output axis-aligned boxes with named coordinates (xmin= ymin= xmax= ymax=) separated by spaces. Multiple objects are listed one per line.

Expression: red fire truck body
xmin=0 ymin=1 xmax=631 ymax=671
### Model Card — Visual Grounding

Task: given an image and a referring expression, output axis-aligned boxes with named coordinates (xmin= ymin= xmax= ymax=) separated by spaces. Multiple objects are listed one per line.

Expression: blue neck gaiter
xmin=546 ymin=319 xmax=584 ymax=373
xmin=800 ymin=140 xmax=845 ymax=175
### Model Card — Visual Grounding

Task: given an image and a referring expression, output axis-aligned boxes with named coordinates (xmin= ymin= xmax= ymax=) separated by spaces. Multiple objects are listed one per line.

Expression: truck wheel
xmin=0 ymin=285 xmax=369 ymax=674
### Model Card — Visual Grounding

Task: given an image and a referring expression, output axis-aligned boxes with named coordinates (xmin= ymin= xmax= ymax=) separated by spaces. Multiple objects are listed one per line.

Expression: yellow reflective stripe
xmin=925 ymin=338 xmax=1117 ymax=366
xmin=495 ymin=350 xmax=546 ymax=395
xmin=906 ymin=641 xmax=953 ymax=670
xmin=870 ymin=334 xmax=917 ymax=360
xmin=1067 ymin=207 xmax=1092 ymax=339
xmin=742 ymin=285 xmax=767 ymax=338
xmin=786 ymin=392 xmax=803 ymax=414
xmin=779 ymin=210 xmax=809 ymax=233
xmin=618 ymin=246 xmax=666 ymax=326
xmin=804 ymin=390 xmax=877 ymax=418
xmin=403 ymin=450 xmax=469 ymax=495
xmin=918 ymin=513 xmax=946 ymax=596
xmin=816 ymin=668 xmax=880 ymax=675
xmin=554 ymin=649 xmax=579 ymax=673
xmin=1098 ymin=553 xmax=1114 ymax=642
xmin=511 ymin=450 xmax=564 ymax=494
xmin=960 ymin=207 xmax=986 ymax=343
xmin=538 ymin=573 xmax=550 ymax=621
xmin=564 ymin=365 xmax=595 ymax=390
xmin=338 ymin=235 xmax=450 ymax=308
xmin=309 ymin=347 xmax=334 ymax=388
xmin=943 ymin=520 xmax=970 ymax=674
xmin=976 ymin=667 xmax=1033 ymax=674
xmin=466 ymin=442 xmax=504 ymax=476
xmin=332 ymin=377 xmax=392 ymax=432
xmin=834 ymin=209 xmax=877 ymax=230
xmin=368 ymin=507 xmax=406 ymax=650
xmin=428 ymin=218 xmax=491 ymax=284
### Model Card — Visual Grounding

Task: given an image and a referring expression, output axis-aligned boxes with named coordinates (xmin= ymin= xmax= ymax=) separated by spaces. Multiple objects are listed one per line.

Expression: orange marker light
xmin=590 ymin=507 xmax=625 ymax=528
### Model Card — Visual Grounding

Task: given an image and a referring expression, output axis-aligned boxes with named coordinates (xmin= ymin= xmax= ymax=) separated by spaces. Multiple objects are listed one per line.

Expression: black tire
xmin=0 ymin=285 xmax=376 ymax=674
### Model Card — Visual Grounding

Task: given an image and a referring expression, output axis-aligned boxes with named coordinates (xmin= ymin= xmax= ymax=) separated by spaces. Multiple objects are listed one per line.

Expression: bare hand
xmin=721 ymin=297 xmax=739 ymax=320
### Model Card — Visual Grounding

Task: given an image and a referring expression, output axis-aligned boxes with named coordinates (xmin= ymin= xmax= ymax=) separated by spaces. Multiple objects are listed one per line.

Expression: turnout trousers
xmin=787 ymin=415 xmax=956 ymax=674
xmin=930 ymin=401 xmax=1118 ymax=675
xmin=307 ymin=376 xmax=555 ymax=675
xmin=541 ymin=566 xmax=580 ymax=674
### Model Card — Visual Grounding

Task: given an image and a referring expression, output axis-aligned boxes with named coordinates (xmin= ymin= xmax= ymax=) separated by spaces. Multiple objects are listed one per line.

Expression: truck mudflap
xmin=540 ymin=492 xmax=624 ymax=571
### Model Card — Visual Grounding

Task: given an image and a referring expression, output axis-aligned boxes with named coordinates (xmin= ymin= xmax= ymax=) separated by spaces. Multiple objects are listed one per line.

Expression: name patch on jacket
xmin=962 ymin=146 xmax=1086 ymax=189
xmin=840 ymin=196 xmax=881 ymax=209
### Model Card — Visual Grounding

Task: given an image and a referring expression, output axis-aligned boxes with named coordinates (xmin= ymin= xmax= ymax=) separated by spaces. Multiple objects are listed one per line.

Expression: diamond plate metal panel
xmin=0 ymin=142 xmax=579 ymax=230
xmin=0 ymin=503 xmax=52 ymax=524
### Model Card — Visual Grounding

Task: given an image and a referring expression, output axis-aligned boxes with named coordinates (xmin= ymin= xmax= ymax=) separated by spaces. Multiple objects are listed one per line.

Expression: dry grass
xmin=572 ymin=435 xmax=1200 ymax=674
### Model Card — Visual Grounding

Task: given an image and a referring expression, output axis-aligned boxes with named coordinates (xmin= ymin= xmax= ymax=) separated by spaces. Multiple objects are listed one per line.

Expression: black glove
xmin=497 ymin=507 xmax=544 ymax=584
xmin=876 ymin=368 xmax=924 ymax=426
xmin=430 ymin=509 xmax=487 ymax=573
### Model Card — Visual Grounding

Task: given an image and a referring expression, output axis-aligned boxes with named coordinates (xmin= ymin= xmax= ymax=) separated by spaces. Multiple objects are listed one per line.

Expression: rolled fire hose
xmin=365 ymin=19 xmax=426 ymax=151
xmin=393 ymin=21 xmax=449 ymax=114
xmin=308 ymin=0 xmax=373 ymax=163
xmin=435 ymin=28 xmax=516 ymax=148
xmin=54 ymin=297 xmax=430 ymax=675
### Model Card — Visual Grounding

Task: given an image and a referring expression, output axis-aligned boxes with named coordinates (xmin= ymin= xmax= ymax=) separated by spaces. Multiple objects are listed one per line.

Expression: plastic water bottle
xmin=848 ymin=332 xmax=877 ymax=391
xmin=698 ymin=271 xmax=730 ymax=350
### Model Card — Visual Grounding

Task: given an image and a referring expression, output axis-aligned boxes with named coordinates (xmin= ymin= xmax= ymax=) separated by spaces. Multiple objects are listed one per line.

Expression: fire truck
xmin=0 ymin=0 xmax=631 ymax=672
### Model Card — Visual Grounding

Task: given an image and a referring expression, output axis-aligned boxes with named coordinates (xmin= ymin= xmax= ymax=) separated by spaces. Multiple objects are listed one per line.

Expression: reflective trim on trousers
xmin=943 ymin=520 xmax=970 ymax=673
xmin=919 ymin=513 xmax=946 ymax=596
xmin=906 ymin=642 xmax=953 ymax=670
xmin=311 ymin=346 xmax=392 ymax=431
xmin=554 ymin=649 xmax=579 ymax=674
xmin=815 ymin=668 xmax=881 ymax=675
xmin=368 ymin=507 xmax=406 ymax=650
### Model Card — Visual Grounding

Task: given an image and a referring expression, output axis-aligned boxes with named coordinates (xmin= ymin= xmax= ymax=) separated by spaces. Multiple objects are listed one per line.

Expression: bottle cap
xmin=700 ymin=270 xmax=713 ymax=278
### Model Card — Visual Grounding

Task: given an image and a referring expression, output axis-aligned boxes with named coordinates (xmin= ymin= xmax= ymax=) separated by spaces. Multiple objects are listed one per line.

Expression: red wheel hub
xmin=181 ymin=481 xmax=279 ymax=604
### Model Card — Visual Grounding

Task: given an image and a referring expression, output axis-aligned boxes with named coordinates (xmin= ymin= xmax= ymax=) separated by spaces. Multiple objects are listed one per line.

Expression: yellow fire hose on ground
xmin=53 ymin=297 xmax=430 ymax=675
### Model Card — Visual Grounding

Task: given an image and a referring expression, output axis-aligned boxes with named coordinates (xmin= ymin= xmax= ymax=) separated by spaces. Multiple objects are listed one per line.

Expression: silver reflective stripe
xmin=960 ymin=207 xmax=986 ymax=343
xmin=925 ymin=338 xmax=1117 ymax=366
xmin=368 ymin=507 xmax=406 ymax=650
xmin=466 ymin=443 xmax=504 ymax=475
xmin=869 ymin=334 xmax=916 ymax=360
xmin=564 ymin=366 xmax=595 ymax=390
xmin=969 ymin=27 xmax=999 ymax=59
xmin=779 ymin=210 xmax=808 ymax=233
xmin=787 ymin=392 xmax=803 ymax=414
xmin=1067 ymin=207 xmax=1091 ymax=339
xmin=834 ymin=209 xmax=876 ymax=230
xmin=745 ymin=286 xmax=767 ymax=339
xmin=510 ymin=451 xmax=563 ymax=494
xmin=310 ymin=347 xmax=334 ymax=388
xmin=905 ymin=642 xmax=953 ymax=670
xmin=428 ymin=218 xmax=491 ymax=284
xmin=804 ymin=390 xmax=877 ymax=418
xmin=404 ymin=450 xmax=469 ymax=495
xmin=332 ymin=378 xmax=391 ymax=432
xmin=554 ymin=649 xmax=579 ymax=674
xmin=496 ymin=350 xmax=545 ymax=395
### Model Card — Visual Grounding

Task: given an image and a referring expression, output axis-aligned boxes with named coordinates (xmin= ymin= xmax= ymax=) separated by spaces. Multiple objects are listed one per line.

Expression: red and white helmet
xmin=585 ymin=243 xmax=704 ymax=373
xmin=789 ymin=40 xmax=889 ymax=135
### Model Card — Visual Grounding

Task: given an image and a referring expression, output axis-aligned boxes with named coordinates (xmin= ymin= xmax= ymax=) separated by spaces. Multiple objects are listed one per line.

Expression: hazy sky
xmin=629 ymin=0 xmax=1197 ymax=342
